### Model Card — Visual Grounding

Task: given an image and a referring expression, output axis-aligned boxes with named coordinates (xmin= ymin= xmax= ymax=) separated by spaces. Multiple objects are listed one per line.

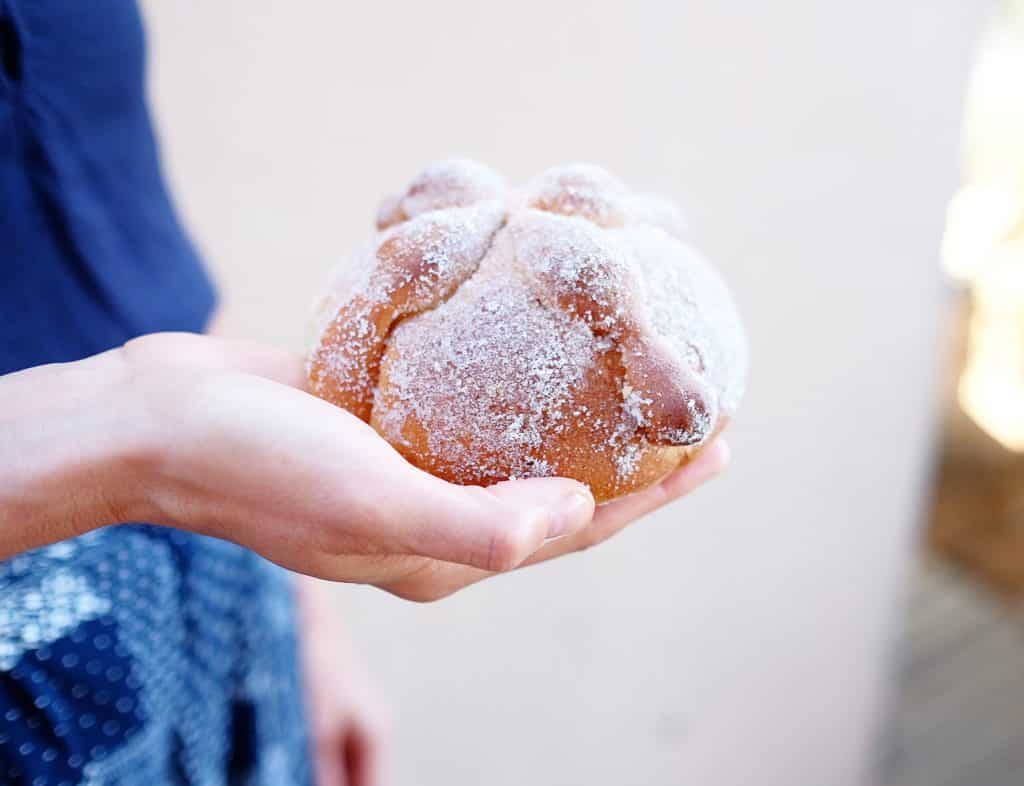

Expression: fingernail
xmin=546 ymin=489 xmax=594 ymax=539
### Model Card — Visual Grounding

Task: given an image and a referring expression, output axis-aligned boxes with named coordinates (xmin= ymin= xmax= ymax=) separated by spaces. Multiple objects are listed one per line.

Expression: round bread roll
xmin=308 ymin=159 xmax=747 ymax=503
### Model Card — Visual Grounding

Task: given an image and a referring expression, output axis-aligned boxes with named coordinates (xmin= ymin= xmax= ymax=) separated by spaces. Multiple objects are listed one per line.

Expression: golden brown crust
xmin=308 ymin=159 xmax=747 ymax=502
xmin=308 ymin=202 xmax=504 ymax=419
xmin=372 ymin=333 xmax=704 ymax=502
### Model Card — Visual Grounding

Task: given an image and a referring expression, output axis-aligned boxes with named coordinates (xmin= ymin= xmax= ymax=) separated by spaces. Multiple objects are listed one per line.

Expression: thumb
xmin=375 ymin=469 xmax=595 ymax=572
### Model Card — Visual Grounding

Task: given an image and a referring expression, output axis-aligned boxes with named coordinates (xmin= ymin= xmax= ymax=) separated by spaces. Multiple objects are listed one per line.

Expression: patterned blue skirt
xmin=0 ymin=528 xmax=313 ymax=786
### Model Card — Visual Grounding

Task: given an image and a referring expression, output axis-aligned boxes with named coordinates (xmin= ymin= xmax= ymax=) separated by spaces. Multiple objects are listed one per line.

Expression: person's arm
xmin=0 ymin=342 xmax=157 ymax=555
xmin=296 ymin=575 xmax=389 ymax=786
xmin=0 ymin=332 xmax=726 ymax=600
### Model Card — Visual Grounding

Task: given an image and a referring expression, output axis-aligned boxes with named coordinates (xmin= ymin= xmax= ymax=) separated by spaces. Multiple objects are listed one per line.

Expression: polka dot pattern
xmin=0 ymin=527 xmax=312 ymax=785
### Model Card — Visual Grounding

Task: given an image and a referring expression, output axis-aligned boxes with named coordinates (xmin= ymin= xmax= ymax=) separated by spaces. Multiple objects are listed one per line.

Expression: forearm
xmin=0 ymin=349 xmax=152 ymax=558
xmin=294 ymin=573 xmax=348 ymax=632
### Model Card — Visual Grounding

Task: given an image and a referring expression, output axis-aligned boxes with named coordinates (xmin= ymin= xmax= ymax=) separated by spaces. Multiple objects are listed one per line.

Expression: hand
xmin=0 ymin=332 xmax=727 ymax=600
xmin=297 ymin=577 xmax=387 ymax=786
xmin=378 ymin=438 xmax=727 ymax=600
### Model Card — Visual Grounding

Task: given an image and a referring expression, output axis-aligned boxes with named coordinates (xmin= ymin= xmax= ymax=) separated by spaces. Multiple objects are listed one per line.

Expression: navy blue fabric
xmin=0 ymin=2 xmax=312 ymax=784
xmin=0 ymin=0 xmax=215 ymax=373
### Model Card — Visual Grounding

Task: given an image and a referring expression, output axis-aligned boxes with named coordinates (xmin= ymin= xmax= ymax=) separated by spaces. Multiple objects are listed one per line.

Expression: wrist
xmin=0 ymin=347 xmax=159 ymax=556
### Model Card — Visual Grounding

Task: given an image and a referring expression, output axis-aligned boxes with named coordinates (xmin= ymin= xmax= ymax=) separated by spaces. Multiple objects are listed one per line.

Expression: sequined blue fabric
xmin=0 ymin=1 xmax=312 ymax=783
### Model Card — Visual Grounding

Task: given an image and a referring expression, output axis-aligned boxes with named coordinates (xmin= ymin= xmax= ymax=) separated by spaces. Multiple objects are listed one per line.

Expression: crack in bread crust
xmin=308 ymin=202 xmax=505 ymax=420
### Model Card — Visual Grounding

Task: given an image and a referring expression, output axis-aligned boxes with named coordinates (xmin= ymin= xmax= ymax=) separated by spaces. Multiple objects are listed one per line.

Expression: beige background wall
xmin=141 ymin=3 xmax=989 ymax=784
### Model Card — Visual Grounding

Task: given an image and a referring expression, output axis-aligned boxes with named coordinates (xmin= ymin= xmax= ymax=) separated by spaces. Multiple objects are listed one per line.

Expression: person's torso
xmin=0 ymin=0 xmax=214 ymax=373
xmin=0 ymin=3 xmax=311 ymax=783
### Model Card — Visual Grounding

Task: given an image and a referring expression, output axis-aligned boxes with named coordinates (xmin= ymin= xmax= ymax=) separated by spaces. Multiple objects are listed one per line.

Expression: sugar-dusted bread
xmin=308 ymin=160 xmax=747 ymax=502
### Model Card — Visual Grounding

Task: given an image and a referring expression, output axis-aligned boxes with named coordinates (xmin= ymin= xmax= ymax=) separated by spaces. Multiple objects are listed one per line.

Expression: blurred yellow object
xmin=961 ymin=19 xmax=1024 ymax=190
xmin=942 ymin=184 xmax=1023 ymax=281
xmin=945 ymin=2 xmax=1024 ymax=451
xmin=958 ymin=238 xmax=1024 ymax=452
xmin=943 ymin=3 xmax=1024 ymax=282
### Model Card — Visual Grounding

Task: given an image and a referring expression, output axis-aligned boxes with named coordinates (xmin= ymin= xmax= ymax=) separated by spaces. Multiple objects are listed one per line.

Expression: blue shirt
xmin=0 ymin=2 xmax=312 ymax=783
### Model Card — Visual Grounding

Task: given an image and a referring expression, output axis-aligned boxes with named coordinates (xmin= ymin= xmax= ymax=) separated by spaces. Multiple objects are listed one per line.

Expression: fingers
xmin=378 ymin=440 xmax=728 ymax=601
xmin=522 ymin=439 xmax=729 ymax=565
xmin=314 ymin=731 xmax=347 ymax=786
xmin=368 ymin=468 xmax=595 ymax=573
xmin=345 ymin=722 xmax=384 ymax=786
xmin=312 ymin=722 xmax=385 ymax=786
xmin=312 ymin=721 xmax=386 ymax=786
xmin=597 ymin=440 xmax=729 ymax=531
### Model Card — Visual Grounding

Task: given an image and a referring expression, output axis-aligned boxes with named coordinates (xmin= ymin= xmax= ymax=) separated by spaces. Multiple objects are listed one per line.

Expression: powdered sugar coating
xmin=619 ymin=225 xmax=748 ymax=414
xmin=306 ymin=238 xmax=379 ymax=354
xmin=523 ymin=163 xmax=631 ymax=227
xmin=510 ymin=211 xmax=638 ymax=336
xmin=307 ymin=202 xmax=504 ymax=418
xmin=377 ymin=158 xmax=507 ymax=229
xmin=376 ymin=268 xmax=599 ymax=482
xmin=309 ymin=160 xmax=747 ymax=499
xmin=629 ymin=193 xmax=689 ymax=239
xmin=370 ymin=201 xmax=505 ymax=307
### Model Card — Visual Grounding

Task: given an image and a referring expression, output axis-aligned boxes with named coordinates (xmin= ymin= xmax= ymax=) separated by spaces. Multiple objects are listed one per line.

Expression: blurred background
xmin=140 ymin=1 xmax=1021 ymax=784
